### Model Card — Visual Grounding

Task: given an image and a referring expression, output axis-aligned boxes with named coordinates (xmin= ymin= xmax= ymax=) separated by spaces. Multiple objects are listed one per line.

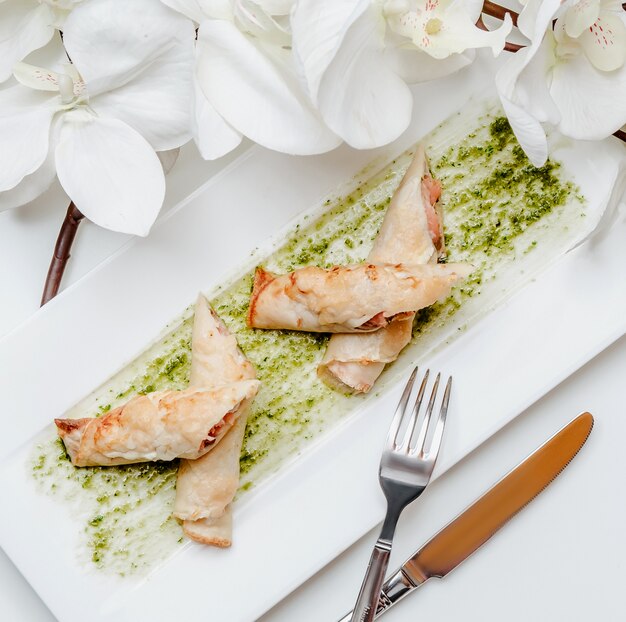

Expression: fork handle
xmin=349 ymin=539 xmax=392 ymax=622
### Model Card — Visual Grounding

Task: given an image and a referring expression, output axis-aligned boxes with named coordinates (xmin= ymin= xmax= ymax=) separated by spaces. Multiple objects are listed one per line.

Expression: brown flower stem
xmin=502 ymin=40 xmax=524 ymax=52
xmin=41 ymin=202 xmax=85 ymax=306
xmin=482 ymin=0 xmax=519 ymax=27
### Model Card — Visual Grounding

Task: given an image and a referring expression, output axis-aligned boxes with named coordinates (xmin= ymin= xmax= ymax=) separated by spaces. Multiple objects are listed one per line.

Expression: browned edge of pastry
xmin=247 ymin=267 xmax=276 ymax=327
xmin=54 ymin=418 xmax=89 ymax=435
xmin=183 ymin=522 xmax=231 ymax=547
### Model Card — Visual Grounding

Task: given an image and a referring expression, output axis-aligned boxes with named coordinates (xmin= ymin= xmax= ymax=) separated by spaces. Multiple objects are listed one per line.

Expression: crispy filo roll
xmin=174 ymin=294 xmax=257 ymax=547
xmin=318 ymin=146 xmax=445 ymax=393
xmin=247 ymin=262 xmax=471 ymax=333
xmin=55 ymin=380 xmax=259 ymax=467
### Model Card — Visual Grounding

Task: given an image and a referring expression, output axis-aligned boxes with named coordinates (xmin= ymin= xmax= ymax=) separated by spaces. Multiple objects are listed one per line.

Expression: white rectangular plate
xmin=1 ymin=58 xmax=626 ymax=622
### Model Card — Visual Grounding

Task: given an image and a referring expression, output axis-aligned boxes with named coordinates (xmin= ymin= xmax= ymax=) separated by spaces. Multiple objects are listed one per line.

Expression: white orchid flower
xmin=385 ymin=0 xmax=512 ymax=60
xmin=291 ymin=0 xmax=511 ymax=150
xmin=496 ymin=0 xmax=626 ymax=166
xmin=560 ymin=0 xmax=626 ymax=71
xmin=0 ymin=0 xmax=83 ymax=83
xmin=0 ymin=0 xmax=194 ymax=236
xmin=161 ymin=0 xmax=341 ymax=158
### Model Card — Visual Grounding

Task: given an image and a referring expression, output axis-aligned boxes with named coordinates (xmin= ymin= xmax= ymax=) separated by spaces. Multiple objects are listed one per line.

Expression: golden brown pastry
xmin=247 ymin=262 xmax=471 ymax=333
xmin=182 ymin=506 xmax=233 ymax=548
xmin=174 ymin=294 xmax=257 ymax=547
xmin=55 ymin=380 xmax=259 ymax=467
xmin=318 ymin=145 xmax=445 ymax=393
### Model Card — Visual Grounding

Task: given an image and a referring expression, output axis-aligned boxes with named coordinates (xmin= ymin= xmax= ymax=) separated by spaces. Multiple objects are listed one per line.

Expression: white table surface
xmin=1 ymin=142 xmax=625 ymax=622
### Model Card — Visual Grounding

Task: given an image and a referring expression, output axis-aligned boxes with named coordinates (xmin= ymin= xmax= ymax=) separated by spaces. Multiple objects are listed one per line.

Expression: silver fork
xmin=349 ymin=367 xmax=451 ymax=622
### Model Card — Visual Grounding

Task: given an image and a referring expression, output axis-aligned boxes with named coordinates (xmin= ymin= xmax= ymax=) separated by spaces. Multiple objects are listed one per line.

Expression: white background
xmin=1 ymin=142 xmax=625 ymax=622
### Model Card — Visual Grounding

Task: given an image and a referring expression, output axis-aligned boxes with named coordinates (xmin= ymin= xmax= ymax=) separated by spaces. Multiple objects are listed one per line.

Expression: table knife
xmin=338 ymin=411 xmax=593 ymax=621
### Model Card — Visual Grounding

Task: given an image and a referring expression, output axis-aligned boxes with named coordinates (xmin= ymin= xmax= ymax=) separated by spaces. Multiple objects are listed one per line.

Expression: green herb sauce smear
xmin=30 ymin=106 xmax=584 ymax=576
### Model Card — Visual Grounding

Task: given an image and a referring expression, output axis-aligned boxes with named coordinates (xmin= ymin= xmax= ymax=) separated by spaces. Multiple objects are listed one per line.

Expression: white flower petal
xmin=159 ymin=0 xmax=202 ymax=22
xmin=495 ymin=50 xmax=548 ymax=164
xmin=495 ymin=0 xmax=563 ymax=165
xmin=0 ymin=1 xmax=55 ymax=83
xmin=256 ymin=0 xmax=293 ymax=14
xmin=517 ymin=0 xmax=560 ymax=40
xmin=390 ymin=3 xmax=513 ymax=60
xmin=159 ymin=0 xmax=231 ymax=22
xmin=197 ymin=0 xmax=233 ymax=19
xmin=64 ymin=0 xmax=195 ymax=150
xmin=499 ymin=96 xmax=549 ymax=166
xmin=0 ymin=157 xmax=57 ymax=211
xmin=564 ymin=0 xmax=600 ymax=38
xmin=501 ymin=0 xmax=562 ymax=86
xmin=463 ymin=0 xmax=489 ymax=22
xmin=0 ymin=84 xmax=56 ymax=191
xmin=551 ymin=39 xmax=626 ymax=138
xmin=384 ymin=44 xmax=474 ymax=83
xmin=578 ymin=13 xmax=626 ymax=71
xmin=196 ymin=19 xmax=340 ymax=154
xmin=292 ymin=0 xmax=370 ymax=103
xmin=234 ymin=0 xmax=291 ymax=46
xmin=13 ymin=62 xmax=62 ymax=92
xmin=62 ymin=0 xmax=194 ymax=94
xmin=192 ymin=77 xmax=242 ymax=160
xmin=55 ymin=111 xmax=165 ymax=235
xmin=89 ymin=42 xmax=194 ymax=151
xmin=315 ymin=4 xmax=413 ymax=148
xmin=12 ymin=62 xmax=81 ymax=105
xmin=509 ymin=34 xmax=561 ymax=125
xmin=0 ymin=118 xmax=58 ymax=211
xmin=21 ymin=31 xmax=70 ymax=70
xmin=12 ymin=34 xmax=74 ymax=93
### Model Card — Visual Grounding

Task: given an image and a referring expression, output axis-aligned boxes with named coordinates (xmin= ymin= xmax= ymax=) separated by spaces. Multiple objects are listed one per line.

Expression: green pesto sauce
xmin=406 ymin=114 xmax=583 ymax=335
xmin=30 ymin=108 xmax=583 ymax=576
xmin=33 ymin=438 xmax=180 ymax=573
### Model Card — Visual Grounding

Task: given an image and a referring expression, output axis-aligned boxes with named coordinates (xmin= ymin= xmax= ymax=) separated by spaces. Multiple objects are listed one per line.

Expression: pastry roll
xmin=183 ymin=505 xmax=233 ymax=548
xmin=55 ymin=380 xmax=259 ymax=467
xmin=318 ymin=146 xmax=445 ymax=393
xmin=174 ymin=294 xmax=257 ymax=547
xmin=177 ymin=416 xmax=246 ymax=547
xmin=247 ymin=262 xmax=471 ymax=333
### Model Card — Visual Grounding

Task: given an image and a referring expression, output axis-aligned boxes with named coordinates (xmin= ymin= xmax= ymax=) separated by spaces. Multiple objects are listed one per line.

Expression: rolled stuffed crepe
xmin=55 ymin=380 xmax=259 ymax=467
xmin=174 ymin=294 xmax=257 ymax=547
xmin=247 ymin=262 xmax=471 ymax=333
xmin=318 ymin=146 xmax=445 ymax=393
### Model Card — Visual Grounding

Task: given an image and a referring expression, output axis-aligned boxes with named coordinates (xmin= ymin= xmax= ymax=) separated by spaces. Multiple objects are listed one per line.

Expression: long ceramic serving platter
xmin=1 ymin=58 xmax=626 ymax=622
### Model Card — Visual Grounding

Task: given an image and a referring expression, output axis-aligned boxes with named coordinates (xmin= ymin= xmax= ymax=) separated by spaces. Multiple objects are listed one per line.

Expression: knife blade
xmin=338 ymin=411 xmax=593 ymax=621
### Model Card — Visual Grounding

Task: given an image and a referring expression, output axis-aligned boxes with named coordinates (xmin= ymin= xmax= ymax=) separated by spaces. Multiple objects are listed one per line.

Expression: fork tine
xmin=397 ymin=369 xmax=429 ymax=451
xmin=386 ymin=366 xmax=418 ymax=449
xmin=411 ymin=372 xmax=441 ymax=454
xmin=425 ymin=376 xmax=452 ymax=458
